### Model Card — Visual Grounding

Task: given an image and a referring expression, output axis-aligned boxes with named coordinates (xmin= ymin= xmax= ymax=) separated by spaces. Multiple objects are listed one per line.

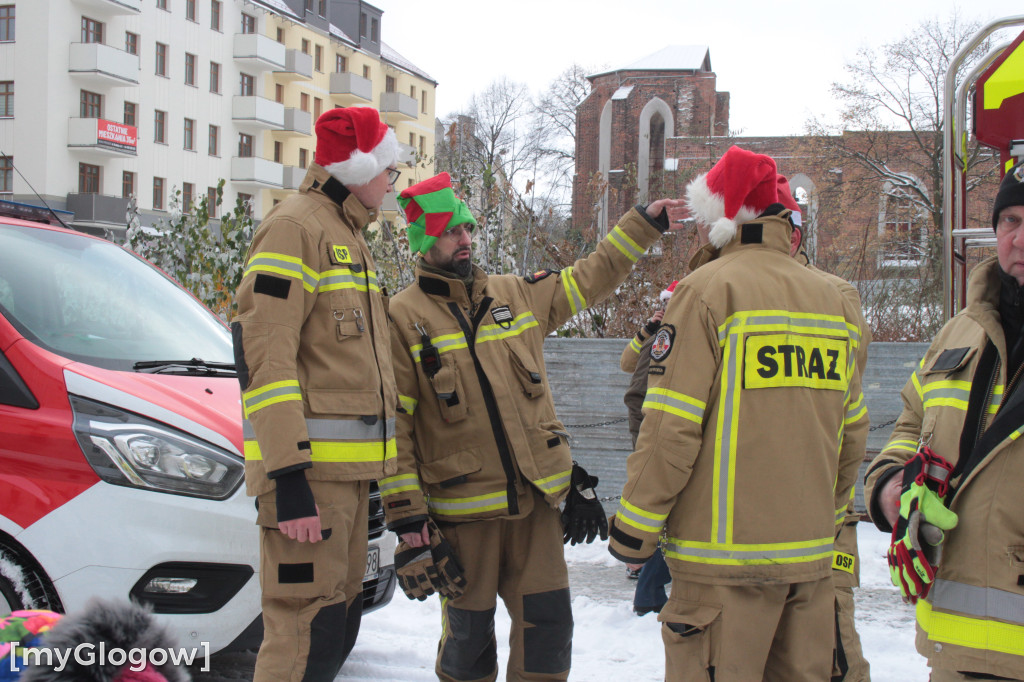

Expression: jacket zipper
xmin=975 ymin=356 xmax=1000 ymax=445
xmin=447 ymin=300 xmax=520 ymax=515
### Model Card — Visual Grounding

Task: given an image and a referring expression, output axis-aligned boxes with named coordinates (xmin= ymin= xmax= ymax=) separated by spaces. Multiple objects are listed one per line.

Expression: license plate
xmin=364 ymin=546 xmax=380 ymax=581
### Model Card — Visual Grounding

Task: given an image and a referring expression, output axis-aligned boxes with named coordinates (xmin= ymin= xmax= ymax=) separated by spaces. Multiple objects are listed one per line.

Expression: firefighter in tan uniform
xmin=609 ymin=147 xmax=869 ymax=682
xmin=865 ymin=162 xmax=1024 ymax=681
xmin=231 ymin=107 xmax=400 ymax=682
xmin=379 ymin=172 xmax=682 ymax=681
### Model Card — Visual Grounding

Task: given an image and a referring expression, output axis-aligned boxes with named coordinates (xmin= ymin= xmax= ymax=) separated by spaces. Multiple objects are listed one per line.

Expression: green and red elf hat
xmin=398 ymin=172 xmax=477 ymax=255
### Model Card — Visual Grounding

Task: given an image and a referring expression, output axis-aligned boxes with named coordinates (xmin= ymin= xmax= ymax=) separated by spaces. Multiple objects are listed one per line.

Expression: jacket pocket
xmin=507 ymin=338 xmax=546 ymax=399
xmin=521 ymin=424 xmax=573 ymax=505
xmin=333 ymin=306 xmax=366 ymax=341
xmin=659 ymin=598 xmax=721 ymax=681
xmin=429 ymin=355 xmax=469 ymax=423
xmin=419 ymin=448 xmax=481 ymax=487
xmin=307 ymin=388 xmax=382 ymax=418
xmin=256 ymin=494 xmax=344 ymax=600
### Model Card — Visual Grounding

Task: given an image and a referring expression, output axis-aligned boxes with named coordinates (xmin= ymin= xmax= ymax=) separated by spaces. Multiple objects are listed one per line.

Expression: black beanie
xmin=993 ymin=161 xmax=1024 ymax=228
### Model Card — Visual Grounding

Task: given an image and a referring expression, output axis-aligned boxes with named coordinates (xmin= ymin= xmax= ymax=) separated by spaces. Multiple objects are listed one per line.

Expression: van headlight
xmin=70 ymin=395 xmax=244 ymax=500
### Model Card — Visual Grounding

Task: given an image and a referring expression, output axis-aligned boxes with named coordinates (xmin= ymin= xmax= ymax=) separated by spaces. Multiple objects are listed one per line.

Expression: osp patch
xmin=330 ymin=244 xmax=353 ymax=264
xmin=650 ymin=325 xmax=675 ymax=362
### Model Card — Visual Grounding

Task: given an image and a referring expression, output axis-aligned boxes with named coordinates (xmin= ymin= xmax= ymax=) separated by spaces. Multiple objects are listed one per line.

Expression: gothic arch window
xmin=788 ymin=173 xmax=817 ymax=262
xmin=637 ymin=98 xmax=674 ymax=203
xmin=597 ymin=99 xmax=613 ymax=235
xmin=877 ymin=178 xmax=928 ymax=267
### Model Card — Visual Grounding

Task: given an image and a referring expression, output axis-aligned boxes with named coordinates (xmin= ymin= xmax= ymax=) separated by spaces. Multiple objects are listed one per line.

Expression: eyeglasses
xmin=386 ymin=167 xmax=401 ymax=186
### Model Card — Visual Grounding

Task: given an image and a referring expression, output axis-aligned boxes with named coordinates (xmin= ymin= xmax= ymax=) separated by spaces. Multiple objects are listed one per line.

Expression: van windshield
xmin=0 ymin=223 xmax=232 ymax=372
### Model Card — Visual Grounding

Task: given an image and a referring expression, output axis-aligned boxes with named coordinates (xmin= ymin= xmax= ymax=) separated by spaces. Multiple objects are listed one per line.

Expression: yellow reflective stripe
xmin=243 ymin=437 xmax=396 ymax=463
xmin=835 ymin=506 xmax=846 ymax=526
xmin=845 ymin=392 xmax=867 ymax=424
xmin=832 ymin=551 xmax=856 ymax=574
xmin=242 ymin=380 xmax=302 ymax=417
xmin=399 ymin=394 xmax=418 ymax=415
xmin=427 ymin=490 xmax=509 ymax=516
xmin=921 ymin=379 xmax=971 ymax=411
xmin=912 ymin=370 xmax=925 ymax=401
xmin=532 ymin=469 xmax=571 ymax=495
xmin=717 ymin=310 xmax=852 ymax=344
xmin=616 ymin=498 xmax=669 ymax=533
xmin=410 ymin=332 xmax=468 ymax=362
xmin=630 ymin=336 xmax=643 ymax=354
xmin=885 ymin=438 xmax=919 ymax=453
xmin=379 ymin=472 xmax=422 ymax=496
xmin=318 ymin=267 xmax=380 ymax=293
xmin=561 ymin=266 xmax=587 ymax=315
xmin=643 ymin=387 xmax=706 ymax=424
xmin=607 ymin=225 xmax=643 ymax=263
xmin=244 ymin=252 xmax=319 ymax=292
xmin=664 ymin=536 xmax=834 ymax=566
xmin=917 ymin=597 xmax=1024 ymax=657
xmin=476 ymin=312 xmax=539 ymax=345
xmin=989 ymin=383 xmax=1004 ymax=414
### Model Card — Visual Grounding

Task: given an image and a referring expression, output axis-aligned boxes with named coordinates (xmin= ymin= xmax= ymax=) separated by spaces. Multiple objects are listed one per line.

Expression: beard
xmin=430 ymin=245 xmax=472 ymax=277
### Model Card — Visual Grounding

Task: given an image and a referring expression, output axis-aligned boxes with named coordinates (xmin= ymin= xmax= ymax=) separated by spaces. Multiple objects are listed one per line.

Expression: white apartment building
xmin=0 ymin=0 xmax=437 ymax=237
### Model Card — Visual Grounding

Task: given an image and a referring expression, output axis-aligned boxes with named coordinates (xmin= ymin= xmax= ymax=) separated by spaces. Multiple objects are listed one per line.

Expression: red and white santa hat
xmin=659 ymin=280 xmax=678 ymax=302
xmin=685 ymin=146 xmax=779 ymax=248
xmin=775 ymin=174 xmax=802 ymax=227
xmin=314 ymin=107 xmax=399 ymax=186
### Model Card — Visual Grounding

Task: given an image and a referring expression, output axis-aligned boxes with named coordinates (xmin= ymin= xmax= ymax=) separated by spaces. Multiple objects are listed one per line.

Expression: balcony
xmin=66 ymin=193 xmax=131 ymax=231
xmin=398 ymin=142 xmax=416 ymax=167
xmin=67 ymin=118 xmax=138 ymax=156
xmin=231 ymin=157 xmax=284 ymax=189
xmin=276 ymin=107 xmax=312 ymax=136
xmin=233 ymin=33 xmax=287 ymax=72
xmin=70 ymin=0 xmax=141 ymax=17
xmin=282 ymin=165 xmax=306 ymax=190
xmin=69 ymin=42 xmax=140 ymax=87
xmin=274 ymin=49 xmax=313 ymax=81
xmin=232 ymin=96 xmax=285 ymax=131
xmin=379 ymin=92 xmax=418 ymax=121
xmin=329 ymin=72 xmax=372 ymax=105
xmin=380 ymin=192 xmax=400 ymax=214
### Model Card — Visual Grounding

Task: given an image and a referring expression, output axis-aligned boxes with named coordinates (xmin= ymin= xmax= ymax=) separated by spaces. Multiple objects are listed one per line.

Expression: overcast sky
xmin=370 ymin=0 xmax=1023 ymax=136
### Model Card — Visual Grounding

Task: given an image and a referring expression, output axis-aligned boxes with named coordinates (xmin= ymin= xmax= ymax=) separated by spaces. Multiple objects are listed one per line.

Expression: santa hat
xmin=685 ymin=146 xmax=779 ymax=248
xmin=775 ymin=174 xmax=803 ymax=227
xmin=314 ymin=107 xmax=399 ymax=186
xmin=398 ymin=172 xmax=477 ymax=255
xmin=659 ymin=280 xmax=678 ymax=302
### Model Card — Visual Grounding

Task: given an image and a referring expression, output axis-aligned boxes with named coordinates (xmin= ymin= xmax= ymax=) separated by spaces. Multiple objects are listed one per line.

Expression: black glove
xmin=394 ymin=519 xmax=467 ymax=601
xmin=561 ymin=462 xmax=609 ymax=545
xmin=273 ymin=469 xmax=316 ymax=524
xmin=427 ymin=520 xmax=467 ymax=599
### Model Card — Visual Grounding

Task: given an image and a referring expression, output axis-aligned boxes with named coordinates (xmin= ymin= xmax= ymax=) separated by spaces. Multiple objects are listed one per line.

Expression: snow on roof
xmin=251 ymin=0 xmax=301 ymax=21
xmin=329 ymin=23 xmax=356 ymax=45
xmin=590 ymin=45 xmax=711 ymax=79
xmin=611 ymin=85 xmax=634 ymax=101
xmin=381 ymin=42 xmax=436 ymax=85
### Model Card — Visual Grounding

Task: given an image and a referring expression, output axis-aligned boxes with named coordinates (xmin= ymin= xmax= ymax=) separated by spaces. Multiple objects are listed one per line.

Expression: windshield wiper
xmin=133 ymin=358 xmax=237 ymax=377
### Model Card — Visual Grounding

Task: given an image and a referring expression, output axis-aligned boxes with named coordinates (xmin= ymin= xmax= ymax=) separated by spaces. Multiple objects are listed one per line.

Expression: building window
xmin=240 ymin=13 xmax=255 ymax=34
xmin=314 ymin=45 xmax=323 ymax=72
xmin=184 ymin=53 xmax=196 ymax=86
xmin=208 ymin=124 xmax=219 ymax=156
xmin=81 ymin=17 xmax=103 ymax=44
xmin=314 ymin=97 xmax=322 ymax=120
xmin=273 ymin=141 xmax=282 ymax=163
xmin=421 ymin=90 xmax=427 ymax=113
xmin=0 ymin=6 xmax=13 ymax=42
xmin=123 ymin=101 xmax=136 ymax=127
xmin=359 ymin=13 xmax=367 ymax=38
xmin=881 ymin=192 xmax=926 ymax=264
xmin=385 ymin=76 xmax=395 ymax=93
xmin=78 ymin=163 xmax=100 ymax=194
xmin=79 ymin=90 xmax=102 ymax=119
xmin=362 ymin=65 xmax=370 ymax=79
xmin=371 ymin=17 xmax=379 ymax=43
xmin=156 ymin=0 xmax=167 ymax=10
xmin=182 ymin=182 xmax=194 ymax=212
xmin=408 ymin=132 xmax=414 ymax=147
xmin=238 ymin=193 xmax=253 ymax=218
xmin=0 ymin=155 xmax=12 ymax=194
xmin=304 ymin=0 xmax=313 ymax=11
xmin=125 ymin=31 xmax=138 ymax=55
xmin=301 ymin=39 xmax=310 ymax=55
xmin=153 ymin=177 xmax=164 ymax=210
xmin=185 ymin=0 xmax=195 ymax=21
xmin=409 ymin=85 xmax=416 ymax=99
xmin=122 ymin=171 xmax=135 ymax=199
xmin=239 ymin=72 xmax=253 ymax=96
xmin=238 ymin=133 xmax=253 ymax=157
xmin=207 ymin=186 xmax=218 ymax=218
xmin=336 ymin=54 xmax=347 ymax=73
xmin=300 ymin=92 xmax=309 ymax=112
xmin=275 ymin=27 xmax=284 ymax=43
xmin=210 ymin=0 xmax=221 ymax=31
xmin=298 ymin=148 xmax=308 ymax=169
xmin=319 ymin=0 xmax=326 ymax=16
xmin=209 ymin=61 xmax=220 ymax=93
xmin=275 ymin=83 xmax=284 ymax=103
xmin=154 ymin=109 xmax=166 ymax=143
xmin=0 ymin=81 xmax=11 ymax=117
xmin=155 ymin=42 xmax=167 ymax=76
xmin=419 ymin=135 xmax=425 ymax=157
xmin=183 ymin=117 xmax=195 ymax=150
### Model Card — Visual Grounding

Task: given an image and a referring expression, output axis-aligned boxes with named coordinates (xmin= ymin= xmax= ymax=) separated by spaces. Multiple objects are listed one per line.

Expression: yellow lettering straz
xmin=332 ymin=245 xmax=352 ymax=263
xmin=743 ymin=333 xmax=848 ymax=391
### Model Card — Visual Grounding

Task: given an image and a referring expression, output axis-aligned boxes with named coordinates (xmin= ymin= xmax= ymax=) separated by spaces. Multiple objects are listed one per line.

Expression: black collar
xmin=312 ymin=176 xmax=351 ymax=209
xmin=418 ymin=276 xmax=451 ymax=298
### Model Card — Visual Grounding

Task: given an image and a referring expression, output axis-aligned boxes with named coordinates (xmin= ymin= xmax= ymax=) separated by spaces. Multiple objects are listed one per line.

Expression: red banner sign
xmin=95 ymin=119 xmax=138 ymax=152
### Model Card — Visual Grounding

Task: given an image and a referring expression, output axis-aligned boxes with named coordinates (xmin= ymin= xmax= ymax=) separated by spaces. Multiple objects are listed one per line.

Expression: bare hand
xmin=650 ymin=310 xmax=665 ymax=325
xmin=400 ymin=522 xmax=430 ymax=548
xmin=280 ymin=505 xmax=323 ymax=543
xmin=626 ymin=563 xmax=644 ymax=572
xmin=880 ymin=472 xmax=903 ymax=529
xmin=645 ymin=199 xmax=688 ymax=229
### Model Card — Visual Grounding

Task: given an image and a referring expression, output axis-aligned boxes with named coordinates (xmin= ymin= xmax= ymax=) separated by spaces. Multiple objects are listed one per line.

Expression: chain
xmin=869 ymin=417 xmax=898 ymax=431
xmin=561 ymin=416 xmax=629 ymax=429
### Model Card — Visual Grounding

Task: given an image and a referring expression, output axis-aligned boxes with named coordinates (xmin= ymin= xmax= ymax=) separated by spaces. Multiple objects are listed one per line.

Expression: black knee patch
xmin=340 ymin=596 xmax=363 ymax=662
xmin=439 ymin=605 xmax=497 ymax=681
xmin=302 ymin=600 xmax=349 ymax=682
xmin=522 ymin=588 xmax=573 ymax=675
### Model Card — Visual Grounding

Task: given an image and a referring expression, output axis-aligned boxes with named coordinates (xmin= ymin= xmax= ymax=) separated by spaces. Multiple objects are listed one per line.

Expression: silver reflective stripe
xmin=242 ymin=383 xmax=300 ymax=413
xmin=717 ymin=313 xmax=850 ymax=344
xmin=245 ymin=253 xmax=318 ymax=290
xmin=411 ymin=333 xmax=467 ymax=362
xmin=642 ymin=391 xmax=705 ymax=423
xmin=427 ymin=490 xmax=508 ymax=515
xmin=320 ymin=269 xmax=370 ymax=290
xmin=923 ymin=386 xmax=970 ymax=402
xmin=243 ymin=417 xmax=395 ymax=440
xmin=476 ymin=312 xmax=538 ymax=342
xmin=665 ymin=539 xmax=833 ymax=562
xmin=378 ymin=473 xmax=422 ymax=496
xmin=929 ymin=580 xmax=1024 ymax=625
xmin=716 ymin=329 xmax=742 ymax=544
xmin=533 ymin=470 xmax=571 ymax=494
xmin=615 ymin=500 xmax=666 ymax=531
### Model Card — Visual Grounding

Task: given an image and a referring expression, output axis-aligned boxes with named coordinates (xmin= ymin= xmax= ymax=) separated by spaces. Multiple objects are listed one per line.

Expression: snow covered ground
xmin=199 ymin=522 xmax=929 ymax=680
